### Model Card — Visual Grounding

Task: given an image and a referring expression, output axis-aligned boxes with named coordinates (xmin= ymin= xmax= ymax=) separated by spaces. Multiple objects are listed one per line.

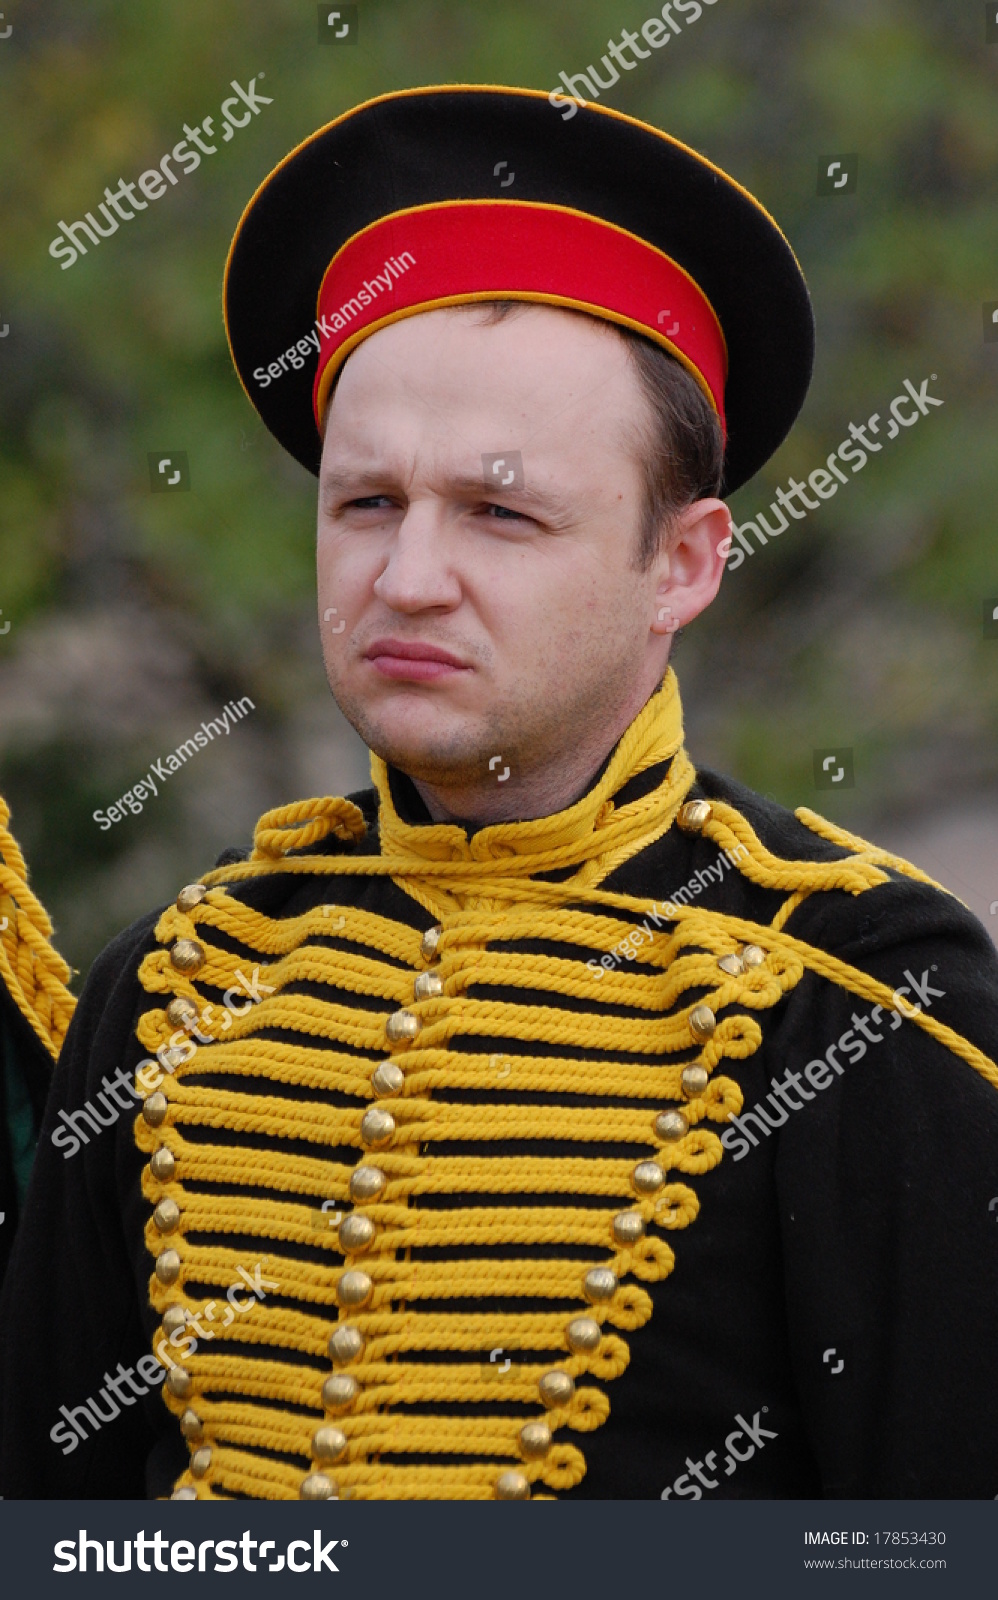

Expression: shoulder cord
xmin=0 ymin=797 xmax=75 ymax=1060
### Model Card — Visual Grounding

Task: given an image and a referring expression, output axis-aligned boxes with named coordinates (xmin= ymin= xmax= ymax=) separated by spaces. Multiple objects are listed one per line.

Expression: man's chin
xmin=334 ymin=689 xmax=494 ymax=785
xmin=369 ymin=735 xmax=487 ymax=788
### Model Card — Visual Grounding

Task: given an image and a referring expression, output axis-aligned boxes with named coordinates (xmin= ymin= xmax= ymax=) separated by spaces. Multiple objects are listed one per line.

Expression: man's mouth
xmin=364 ymin=638 xmax=470 ymax=682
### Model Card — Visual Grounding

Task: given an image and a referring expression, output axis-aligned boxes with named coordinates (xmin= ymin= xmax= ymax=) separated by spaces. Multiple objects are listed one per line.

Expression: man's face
xmin=316 ymin=304 xmax=721 ymax=798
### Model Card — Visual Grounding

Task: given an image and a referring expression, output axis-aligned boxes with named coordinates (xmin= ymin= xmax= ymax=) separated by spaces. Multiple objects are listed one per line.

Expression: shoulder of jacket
xmin=690 ymin=766 xmax=960 ymax=913
xmin=688 ymin=770 xmax=998 ymax=1091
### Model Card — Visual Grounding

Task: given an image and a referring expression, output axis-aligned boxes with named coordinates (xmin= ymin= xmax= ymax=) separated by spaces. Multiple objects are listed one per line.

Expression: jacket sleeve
xmin=0 ymin=912 xmax=179 ymax=1498
xmin=772 ymin=875 xmax=998 ymax=1496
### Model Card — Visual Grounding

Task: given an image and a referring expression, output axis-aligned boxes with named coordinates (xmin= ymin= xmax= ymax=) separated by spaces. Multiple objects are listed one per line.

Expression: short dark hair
xmin=473 ymin=301 xmax=724 ymax=570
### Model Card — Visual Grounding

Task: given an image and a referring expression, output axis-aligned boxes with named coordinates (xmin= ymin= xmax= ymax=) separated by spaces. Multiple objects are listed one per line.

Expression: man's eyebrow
xmin=320 ymin=469 xmax=394 ymax=496
xmin=320 ymin=469 xmax=571 ymax=518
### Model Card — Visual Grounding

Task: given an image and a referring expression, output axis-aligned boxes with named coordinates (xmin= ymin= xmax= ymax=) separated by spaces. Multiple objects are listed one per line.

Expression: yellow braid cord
xmin=177 ymin=799 xmax=997 ymax=1102
xmin=132 ymin=673 xmax=996 ymax=1502
xmin=674 ymin=793 xmax=995 ymax=1090
xmin=0 ymin=797 xmax=75 ymax=1060
xmin=700 ymin=800 xmax=892 ymax=898
xmin=251 ymin=795 xmax=368 ymax=860
xmin=771 ymin=890 xmax=810 ymax=931
xmin=795 ymin=807 xmax=956 ymax=898
xmin=690 ymin=907 xmax=998 ymax=1093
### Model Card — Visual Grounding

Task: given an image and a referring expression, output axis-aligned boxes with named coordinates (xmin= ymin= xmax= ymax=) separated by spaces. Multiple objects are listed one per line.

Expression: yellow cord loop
xmin=251 ymin=796 xmax=368 ymax=860
xmin=701 ymin=800 xmax=891 ymax=898
xmin=795 ymin=806 xmax=956 ymax=898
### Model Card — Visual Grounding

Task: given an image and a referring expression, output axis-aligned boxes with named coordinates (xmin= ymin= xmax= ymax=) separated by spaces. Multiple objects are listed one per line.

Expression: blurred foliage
xmin=0 ymin=0 xmax=996 ymax=978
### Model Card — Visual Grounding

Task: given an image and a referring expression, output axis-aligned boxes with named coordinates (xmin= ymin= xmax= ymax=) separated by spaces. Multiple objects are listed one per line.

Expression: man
xmin=2 ymin=85 xmax=997 ymax=1502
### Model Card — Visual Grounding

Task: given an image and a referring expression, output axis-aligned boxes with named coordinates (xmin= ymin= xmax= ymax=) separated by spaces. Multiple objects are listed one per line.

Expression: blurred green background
xmin=1 ymin=0 xmax=996 ymax=982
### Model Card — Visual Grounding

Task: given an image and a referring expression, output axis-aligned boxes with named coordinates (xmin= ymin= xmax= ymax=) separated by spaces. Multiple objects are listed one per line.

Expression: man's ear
xmin=650 ymin=498 xmax=733 ymax=637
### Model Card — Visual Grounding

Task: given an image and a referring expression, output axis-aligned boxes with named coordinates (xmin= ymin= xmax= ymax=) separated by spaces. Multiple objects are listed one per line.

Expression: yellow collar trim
xmin=369 ymin=669 xmax=685 ymax=873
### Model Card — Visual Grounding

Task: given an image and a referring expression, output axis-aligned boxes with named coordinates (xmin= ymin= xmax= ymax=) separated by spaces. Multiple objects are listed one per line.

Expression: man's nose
xmin=372 ymin=503 xmax=462 ymax=612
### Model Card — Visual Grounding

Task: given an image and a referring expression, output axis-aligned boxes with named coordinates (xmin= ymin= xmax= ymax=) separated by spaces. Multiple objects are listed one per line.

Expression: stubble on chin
xmin=328 ymin=680 xmax=505 ymax=787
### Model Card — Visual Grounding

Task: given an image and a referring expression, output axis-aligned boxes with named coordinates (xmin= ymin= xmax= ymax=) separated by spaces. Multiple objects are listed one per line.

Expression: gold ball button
xmin=371 ymin=1061 xmax=404 ymax=1097
xmin=162 ymin=1306 xmax=187 ymax=1337
xmin=150 ymin=1146 xmax=176 ymax=1181
xmin=717 ymin=953 xmax=744 ymax=976
xmin=655 ymin=1109 xmax=689 ymax=1142
xmin=361 ymin=1107 xmax=395 ymax=1147
xmin=688 ymin=1003 xmax=717 ymax=1043
xmin=159 ymin=1046 xmax=186 ymax=1073
xmin=153 ymin=1197 xmax=181 ymax=1233
xmin=176 ymin=883 xmax=207 ymax=913
xmin=538 ymin=1371 xmax=575 ymax=1408
xmin=190 ymin=1447 xmax=212 ymax=1478
xmin=155 ymin=1248 xmax=181 ymax=1285
xmin=169 ymin=938 xmax=205 ymax=975
xmin=171 ymin=1486 xmax=197 ymax=1500
xmin=413 ymin=971 xmax=443 ymax=1000
xmin=338 ymin=1213 xmax=376 ymax=1252
xmin=328 ymin=1325 xmax=365 ymax=1365
xmin=166 ymin=1366 xmax=192 ymax=1399
xmin=337 ymin=1269 xmax=373 ymax=1308
xmin=312 ymin=1425 xmax=348 ymax=1462
xmin=420 ymin=924 xmax=442 ymax=960
xmin=179 ymin=1409 xmax=203 ymax=1441
xmin=612 ymin=1211 xmax=645 ymax=1245
xmin=385 ymin=1008 xmax=420 ymax=1042
xmin=166 ymin=996 xmax=198 ymax=1028
xmin=741 ymin=943 xmax=766 ymax=968
xmin=681 ymin=1064 xmax=710 ymax=1098
xmin=632 ymin=1159 xmax=665 ymax=1195
xmin=301 ymin=1473 xmax=338 ymax=1500
xmin=143 ymin=1092 xmax=169 ymax=1127
xmin=322 ymin=1373 xmax=359 ymax=1409
xmin=677 ymin=799 xmax=713 ymax=832
xmin=583 ymin=1267 xmax=618 ymax=1304
xmin=349 ymin=1165 xmax=386 ymax=1201
xmin=495 ymin=1470 xmax=531 ymax=1500
xmin=565 ymin=1316 xmax=602 ymax=1353
xmin=519 ymin=1422 xmax=552 ymax=1459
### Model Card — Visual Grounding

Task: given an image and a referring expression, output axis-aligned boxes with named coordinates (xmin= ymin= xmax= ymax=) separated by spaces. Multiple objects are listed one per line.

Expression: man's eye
xmin=484 ymin=503 xmax=526 ymax=520
xmin=347 ymin=495 xmax=394 ymax=510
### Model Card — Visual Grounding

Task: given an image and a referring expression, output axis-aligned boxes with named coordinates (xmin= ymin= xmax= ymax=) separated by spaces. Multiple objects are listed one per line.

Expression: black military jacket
xmin=2 ymin=677 xmax=997 ymax=1501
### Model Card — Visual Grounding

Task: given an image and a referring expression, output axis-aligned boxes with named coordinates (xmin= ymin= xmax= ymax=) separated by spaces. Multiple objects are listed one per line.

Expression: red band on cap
xmin=312 ymin=201 xmax=727 ymax=433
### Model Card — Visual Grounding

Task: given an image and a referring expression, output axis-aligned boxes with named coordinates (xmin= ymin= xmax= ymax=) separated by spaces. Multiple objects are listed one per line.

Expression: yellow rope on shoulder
xmin=700 ymin=800 xmax=892 ymax=898
xmin=795 ymin=806 xmax=956 ymax=899
xmin=0 ymin=797 xmax=76 ymax=1060
xmin=671 ymin=905 xmax=998 ymax=1094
